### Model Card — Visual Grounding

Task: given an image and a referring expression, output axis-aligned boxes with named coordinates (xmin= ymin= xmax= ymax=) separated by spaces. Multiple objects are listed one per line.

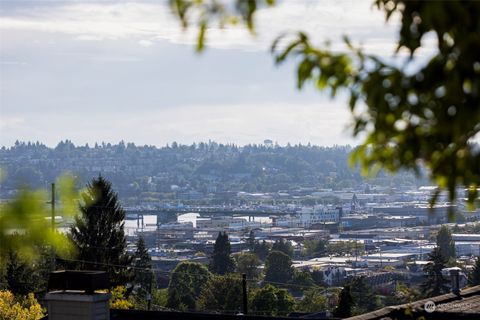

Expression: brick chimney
xmin=44 ymin=270 xmax=111 ymax=320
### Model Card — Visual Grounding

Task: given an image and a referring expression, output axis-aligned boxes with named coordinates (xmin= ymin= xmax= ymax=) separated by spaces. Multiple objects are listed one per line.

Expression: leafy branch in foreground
xmin=0 ymin=174 xmax=78 ymax=261
xmin=169 ymin=0 xmax=275 ymax=51
xmin=272 ymin=1 xmax=480 ymax=210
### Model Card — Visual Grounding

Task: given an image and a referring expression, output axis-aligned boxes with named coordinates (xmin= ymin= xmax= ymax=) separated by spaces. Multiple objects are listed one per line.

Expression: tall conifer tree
xmin=133 ymin=236 xmax=155 ymax=299
xmin=4 ymin=250 xmax=36 ymax=295
xmin=264 ymin=251 xmax=293 ymax=284
xmin=334 ymin=285 xmax=354 ymax=318
xmin=436 ymin=226 xmax=456 ymax=261
xmin=421 ymin=247 xmax=449 ymax=298
xmin=209 ymin=232 xmax=235 ymax=275
xmin=69 ymin=176 xmax=132 ymax=286
xmin=272 ymin=239 xmax=294 ymax=258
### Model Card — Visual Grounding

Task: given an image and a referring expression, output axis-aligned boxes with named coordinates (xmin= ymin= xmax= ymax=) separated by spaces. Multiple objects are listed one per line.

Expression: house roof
xmin=345 ymin=285 xmax=480 ymax=320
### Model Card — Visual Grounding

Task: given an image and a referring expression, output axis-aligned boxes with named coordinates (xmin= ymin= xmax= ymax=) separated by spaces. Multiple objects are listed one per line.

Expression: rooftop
xmin=346 ymin=285 xmax=480 ymax=320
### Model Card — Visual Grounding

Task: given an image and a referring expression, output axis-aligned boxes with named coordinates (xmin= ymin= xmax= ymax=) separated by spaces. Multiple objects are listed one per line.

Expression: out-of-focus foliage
xmin=0 ymin=175 xmax=77 ymax=260
xmin=0 ymin=290 xmax=44 ymax=320
xmin=169 ymin=0 xmax=275 ymax=52
xmin=170 ymin=0 xmax=480 ymax=209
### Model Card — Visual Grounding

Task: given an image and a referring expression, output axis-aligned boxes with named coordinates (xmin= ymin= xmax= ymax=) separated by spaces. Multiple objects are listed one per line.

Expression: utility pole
xmin=50 ymin=182 xmax=56 ymax=272
xmin=380 ymin=247 xmax=382 ymax=268
xmin=51 ymin=183 xmax=55 ymax=230
xmin=147 ymin=270 xmax=152 ymax=311
xmin=242 ymin=273 xmax=248 ymax=315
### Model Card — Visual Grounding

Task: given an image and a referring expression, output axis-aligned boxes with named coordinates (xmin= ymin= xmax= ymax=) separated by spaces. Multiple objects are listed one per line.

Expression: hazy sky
xmin=0 ymin=0 xmax=409 ymax=147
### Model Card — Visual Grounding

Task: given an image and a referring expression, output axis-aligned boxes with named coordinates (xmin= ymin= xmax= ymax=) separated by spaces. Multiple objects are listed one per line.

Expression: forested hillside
xmin=0 ymin=141 xmax=423 ymax=203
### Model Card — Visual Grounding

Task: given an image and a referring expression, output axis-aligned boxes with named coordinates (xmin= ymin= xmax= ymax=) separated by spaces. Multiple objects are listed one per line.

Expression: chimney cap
xmin=48 ymin=270 xmax=110 ymax=294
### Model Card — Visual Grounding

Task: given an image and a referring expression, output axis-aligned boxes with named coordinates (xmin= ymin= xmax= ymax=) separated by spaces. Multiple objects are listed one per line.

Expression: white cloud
xmin=0 ymin=61 xmax=27 ymax=66
xmin=0 ymin=0 xmax=401 ymax=54
xmin=76 ymin=34 xmax=103 ymax=41
xmin=0 ymin=116 xmax=25 ymax=131
xmin=138 ymin=39 xmax=153 ymax=47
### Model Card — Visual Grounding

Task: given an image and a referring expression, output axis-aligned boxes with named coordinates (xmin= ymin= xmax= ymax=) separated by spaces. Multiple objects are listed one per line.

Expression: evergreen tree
xmin=2 ymin=243 xmax=53 ymax=295
xmin=468 ymin=256 xmax=480 ymax=286
xmin=133 ymin=236 xmax=155 ymax=305
xmin=311 ymin=270 xmax=325 ymax=286
xmin=246 ymin=230 xmax=255 ymax=252
xmin=349 ymin=276 xmax=381 ymax=313
xmin=334 ymin=285 xmax=354 ymax=318
xmin=272 ymin=239 xmax=294 ymax=258
xmin=264 ymin=251 xmax=293 ymax=284
xmin=436 ymin=226 xmax=456 ymax=261
xmin=69 ymin=176 xmax=132 ymax=286
xmin=253 ymin=240 xmax=271 ymax=261
xmin=4 ymin=251 xmax=36 ymax=296
xmin=421 ymin=247 xmax=450 ymax=298
xmin=209 ymin=232 xmax=236 ymax=275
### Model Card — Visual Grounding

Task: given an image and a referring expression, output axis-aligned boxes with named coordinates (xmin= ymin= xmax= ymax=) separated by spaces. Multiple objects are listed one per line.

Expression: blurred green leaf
xmin=0 ymin=174 xmax=78 ymax=261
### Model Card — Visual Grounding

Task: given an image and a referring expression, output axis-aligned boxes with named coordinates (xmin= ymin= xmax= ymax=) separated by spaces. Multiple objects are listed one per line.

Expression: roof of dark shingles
xmin=345 ymin=285 xmax=480 ymax=320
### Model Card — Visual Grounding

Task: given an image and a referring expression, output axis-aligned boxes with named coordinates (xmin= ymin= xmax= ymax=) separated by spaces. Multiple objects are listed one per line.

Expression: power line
xmin=56 ymin=257 xmax=327 ymax=290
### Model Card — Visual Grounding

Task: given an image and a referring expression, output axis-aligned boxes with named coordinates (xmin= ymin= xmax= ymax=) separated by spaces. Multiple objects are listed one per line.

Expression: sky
xmin=0 ymin=0 xmax=409 ymax=148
